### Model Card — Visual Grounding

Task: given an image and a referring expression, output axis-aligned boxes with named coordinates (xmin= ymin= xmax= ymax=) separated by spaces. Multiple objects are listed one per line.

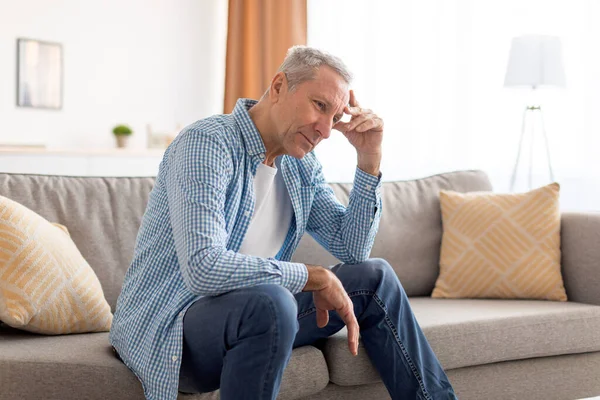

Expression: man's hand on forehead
xmin=333 ymin=90 xmax=384 ymax=156
xmin=334 ymin=90 xmax=383 ymax=134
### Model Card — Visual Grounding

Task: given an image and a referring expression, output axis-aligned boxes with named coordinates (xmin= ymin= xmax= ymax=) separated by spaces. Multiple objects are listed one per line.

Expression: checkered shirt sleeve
xmin=307 ymin=160 xmax=383 ymax=264
xmin=166 ymin=130 xmax=308 ymax=296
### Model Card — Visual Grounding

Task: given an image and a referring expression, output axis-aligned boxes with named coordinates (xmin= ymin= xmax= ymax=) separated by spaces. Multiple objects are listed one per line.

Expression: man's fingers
xmin=349 ymin=89 xmax=359 ymax=108
xmin=355 ymin=118 xmax=378 ymax=133
xmin=316 ymin=308 xmax=329 ymax=328
xmin=344 ymin=311 xmax=359 ymax=356
xmin=344 ymin=115 xmax=370 ymax=132
xmin=344 ymin=106 xmax=372 ymax=117
xmin=338 ymin=303 xmax=359 ymax=356
xmin=333 ymin=120 xmax=349 ymax=132
xmin=345 ymin=107 xmax=361 ymax=116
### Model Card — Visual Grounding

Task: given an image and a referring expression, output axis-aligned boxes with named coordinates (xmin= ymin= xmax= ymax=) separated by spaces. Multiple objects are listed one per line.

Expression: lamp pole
xmin=508 ymin=100 xmax=555 ymax=192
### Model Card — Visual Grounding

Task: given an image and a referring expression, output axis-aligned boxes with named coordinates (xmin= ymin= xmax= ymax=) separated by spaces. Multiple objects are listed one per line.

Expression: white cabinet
xmin=0 ymin=148 xmax=165 ymax=177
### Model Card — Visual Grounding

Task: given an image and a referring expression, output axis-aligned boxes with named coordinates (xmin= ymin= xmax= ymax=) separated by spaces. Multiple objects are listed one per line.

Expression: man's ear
xmin=269 ymin=72 xmax=287 ymax=103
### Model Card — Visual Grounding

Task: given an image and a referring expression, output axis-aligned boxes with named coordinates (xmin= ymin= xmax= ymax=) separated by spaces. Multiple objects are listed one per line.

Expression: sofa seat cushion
xmin=322 ymin=297 xmax=600 ymax=386
xmin=0 ymin=325 xmax=329 ymax=400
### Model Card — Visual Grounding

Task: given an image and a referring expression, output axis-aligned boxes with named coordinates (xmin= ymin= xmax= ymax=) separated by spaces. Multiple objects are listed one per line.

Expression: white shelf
xmin=0 ymin=147 xmax=165 ymax=177
xmin=0 ymin=146 xmax=166 ymax=157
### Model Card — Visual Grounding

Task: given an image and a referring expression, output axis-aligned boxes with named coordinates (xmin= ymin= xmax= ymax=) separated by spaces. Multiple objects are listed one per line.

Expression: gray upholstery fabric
xmin=0 ymin=325 xmax=329 ymax=400
xmin=303 ymin=352 xmax=600 ymax=400
xmin=446 ymin=352 xmax=600 ymax=400
xmin=561 ymin=211 xmax=600 ymax=306
xmin=0 ymin=170 xmax=491 ymax=310
xmin=322 ymin=297 xmax=600 ymax=386
xmin=292 ymin=170 xmax=493 ymax=296
xmin=0 ymin=173 xmax=155 ymax=310
xmin=299 ymin=382 xmax=391 ymax=400
xmin=3 ymin=170 xmax=600 ymax=400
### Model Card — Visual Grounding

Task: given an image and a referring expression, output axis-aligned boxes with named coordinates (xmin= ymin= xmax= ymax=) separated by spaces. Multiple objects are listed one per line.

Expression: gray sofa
xmin=1 ymin=170 xmax=600 ymax=400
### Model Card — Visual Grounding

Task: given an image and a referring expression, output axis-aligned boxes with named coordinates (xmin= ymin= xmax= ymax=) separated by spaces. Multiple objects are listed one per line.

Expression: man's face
xmin=273 ymin=67 xmax=349 ymax=159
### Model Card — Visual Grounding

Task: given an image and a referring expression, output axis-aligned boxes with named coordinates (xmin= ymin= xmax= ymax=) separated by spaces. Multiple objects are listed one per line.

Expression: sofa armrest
xmin=561 ymin=211 xmax=600 ymax=305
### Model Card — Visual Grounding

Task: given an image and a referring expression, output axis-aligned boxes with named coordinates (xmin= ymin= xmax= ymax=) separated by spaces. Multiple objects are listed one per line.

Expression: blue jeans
xmin=179 ymin=258 xmax=457 ymax=399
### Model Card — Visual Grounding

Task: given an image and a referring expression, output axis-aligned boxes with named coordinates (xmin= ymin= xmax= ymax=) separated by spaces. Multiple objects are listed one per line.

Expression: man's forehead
xmin=316 ymin=87 xmax=349 ymax=111
xmin=334 ymin=91 xmax=350 ymax=114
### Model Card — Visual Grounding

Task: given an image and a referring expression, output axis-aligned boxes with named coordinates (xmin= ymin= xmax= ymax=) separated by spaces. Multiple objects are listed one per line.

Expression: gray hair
xmin=276 ymin=45 xmax=353 ymax=91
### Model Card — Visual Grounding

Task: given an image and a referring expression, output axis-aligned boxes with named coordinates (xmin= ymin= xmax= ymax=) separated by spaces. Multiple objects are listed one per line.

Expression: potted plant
xmin=112 ymin=124 xmax=133 ymax=148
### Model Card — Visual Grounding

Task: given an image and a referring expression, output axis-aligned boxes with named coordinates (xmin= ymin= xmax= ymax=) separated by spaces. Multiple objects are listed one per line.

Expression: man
xmin=110 ymin=46 xmax=457 ymax=400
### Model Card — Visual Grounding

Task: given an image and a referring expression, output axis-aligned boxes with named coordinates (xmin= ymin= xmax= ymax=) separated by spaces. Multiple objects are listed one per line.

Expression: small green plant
xmin=112 ymin=124 xmax=133 ymax=136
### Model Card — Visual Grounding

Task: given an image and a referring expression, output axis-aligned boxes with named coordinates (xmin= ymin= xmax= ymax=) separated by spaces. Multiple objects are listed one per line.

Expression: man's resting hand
xmin=303 ymin=265 xmax=359 ymax=356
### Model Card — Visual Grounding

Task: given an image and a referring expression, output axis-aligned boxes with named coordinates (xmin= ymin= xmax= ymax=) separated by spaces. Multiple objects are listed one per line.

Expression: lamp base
xmin=508 ymin=105 xmax=555 ymax=192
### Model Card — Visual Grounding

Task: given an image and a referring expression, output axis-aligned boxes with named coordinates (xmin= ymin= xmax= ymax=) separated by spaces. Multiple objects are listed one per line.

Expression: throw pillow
xmin=0 ymin=195 xmax=113 ymax=334
xmin=432 ymin=183 xmax=567 ymax=301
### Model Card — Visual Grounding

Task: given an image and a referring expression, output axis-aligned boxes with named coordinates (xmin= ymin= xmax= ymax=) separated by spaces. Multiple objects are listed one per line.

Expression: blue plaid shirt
xmin=109 ymin=98 xmax=383 ymax=400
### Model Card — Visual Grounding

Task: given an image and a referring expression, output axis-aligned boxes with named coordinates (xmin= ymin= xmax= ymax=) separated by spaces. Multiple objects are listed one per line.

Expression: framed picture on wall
xmin=16 ymin=38 xmax=63 ymax=110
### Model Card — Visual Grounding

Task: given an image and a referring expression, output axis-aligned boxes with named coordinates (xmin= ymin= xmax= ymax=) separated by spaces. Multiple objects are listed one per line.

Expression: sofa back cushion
xmin=0 ymin=174 xmax=155 ymax=311
xmin=292 ymin=170 xmax=493 ymax=296
xmin=0 ymin=169 xmax=492 ymax=309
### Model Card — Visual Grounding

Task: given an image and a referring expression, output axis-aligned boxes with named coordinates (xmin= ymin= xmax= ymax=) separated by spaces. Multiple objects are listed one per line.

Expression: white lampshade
xmin=504 ymin=35 xmax=566 ymax=88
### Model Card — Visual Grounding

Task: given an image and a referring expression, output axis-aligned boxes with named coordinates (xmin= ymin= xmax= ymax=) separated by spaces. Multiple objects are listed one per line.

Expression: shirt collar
xmin=233 ymin=98 xmax=267 ymax=157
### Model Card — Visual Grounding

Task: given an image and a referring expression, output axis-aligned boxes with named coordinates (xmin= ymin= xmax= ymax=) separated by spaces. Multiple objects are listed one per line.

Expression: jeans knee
xmin=361 ymin=257 xmax=393 ymax=276
xmin=243 ymin=284 xmax=299 ymax=342
xmin=359 ymin=258 xmax=402 ymax=291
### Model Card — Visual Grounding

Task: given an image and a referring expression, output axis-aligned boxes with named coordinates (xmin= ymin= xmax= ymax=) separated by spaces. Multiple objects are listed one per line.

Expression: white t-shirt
xmin=238 ymin=157 xmax=294 ymax=258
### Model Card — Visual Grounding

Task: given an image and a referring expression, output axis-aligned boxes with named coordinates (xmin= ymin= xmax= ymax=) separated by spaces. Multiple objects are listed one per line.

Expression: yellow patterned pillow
xmin=0 ymin=195 xmax=113 ymax=334
xmin=432 ymin=183 xmax=567 ymax=301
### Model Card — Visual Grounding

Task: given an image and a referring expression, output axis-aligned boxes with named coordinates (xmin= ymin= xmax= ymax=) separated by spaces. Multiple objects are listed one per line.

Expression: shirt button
xmin=244 ymin=211 xmax=250 ymax=217
xmin=259 ymin=153 xmax=265 ymax=160
xmin=179 ymin=311 xmax=184 ymax=318
xmin=172 ymin=355 xmax=178 ymax=362
xmin=370 ymin=218 xmax=374 ymax=223
xmin=365 ymin=185 xmax=372 ymax=190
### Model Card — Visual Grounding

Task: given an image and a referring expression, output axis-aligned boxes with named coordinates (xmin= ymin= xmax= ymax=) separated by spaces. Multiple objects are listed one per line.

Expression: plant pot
xmin=115 ymin=135 xmax=129 ymax=148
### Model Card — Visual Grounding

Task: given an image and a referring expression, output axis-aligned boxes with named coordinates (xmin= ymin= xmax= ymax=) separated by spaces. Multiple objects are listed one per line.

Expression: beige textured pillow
xmin=432 ymin=183 xmax=567 ymax=301
xmin=0 ymin=195 xmax=113 ymax=334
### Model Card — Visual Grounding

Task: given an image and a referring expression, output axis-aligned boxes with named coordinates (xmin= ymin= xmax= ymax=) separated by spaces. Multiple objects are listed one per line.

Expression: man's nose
xmin=315 ymin=117 xmax=333 ymax=140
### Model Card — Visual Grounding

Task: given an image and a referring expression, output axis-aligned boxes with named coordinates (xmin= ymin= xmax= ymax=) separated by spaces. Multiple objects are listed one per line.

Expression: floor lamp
xmin=504 ymin=35 xmax=566 ymax=192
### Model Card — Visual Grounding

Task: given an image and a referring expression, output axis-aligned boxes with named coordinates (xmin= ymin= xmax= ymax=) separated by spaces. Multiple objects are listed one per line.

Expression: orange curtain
xmin=223 ymin=0 xmax=307 ymax=114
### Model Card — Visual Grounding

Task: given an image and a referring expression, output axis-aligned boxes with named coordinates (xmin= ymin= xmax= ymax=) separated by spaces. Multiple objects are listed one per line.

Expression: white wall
xmin=308 ymin=0 xmax=600 ymax=211
xmin=0 ymin=0 xmax=228 ymax=149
